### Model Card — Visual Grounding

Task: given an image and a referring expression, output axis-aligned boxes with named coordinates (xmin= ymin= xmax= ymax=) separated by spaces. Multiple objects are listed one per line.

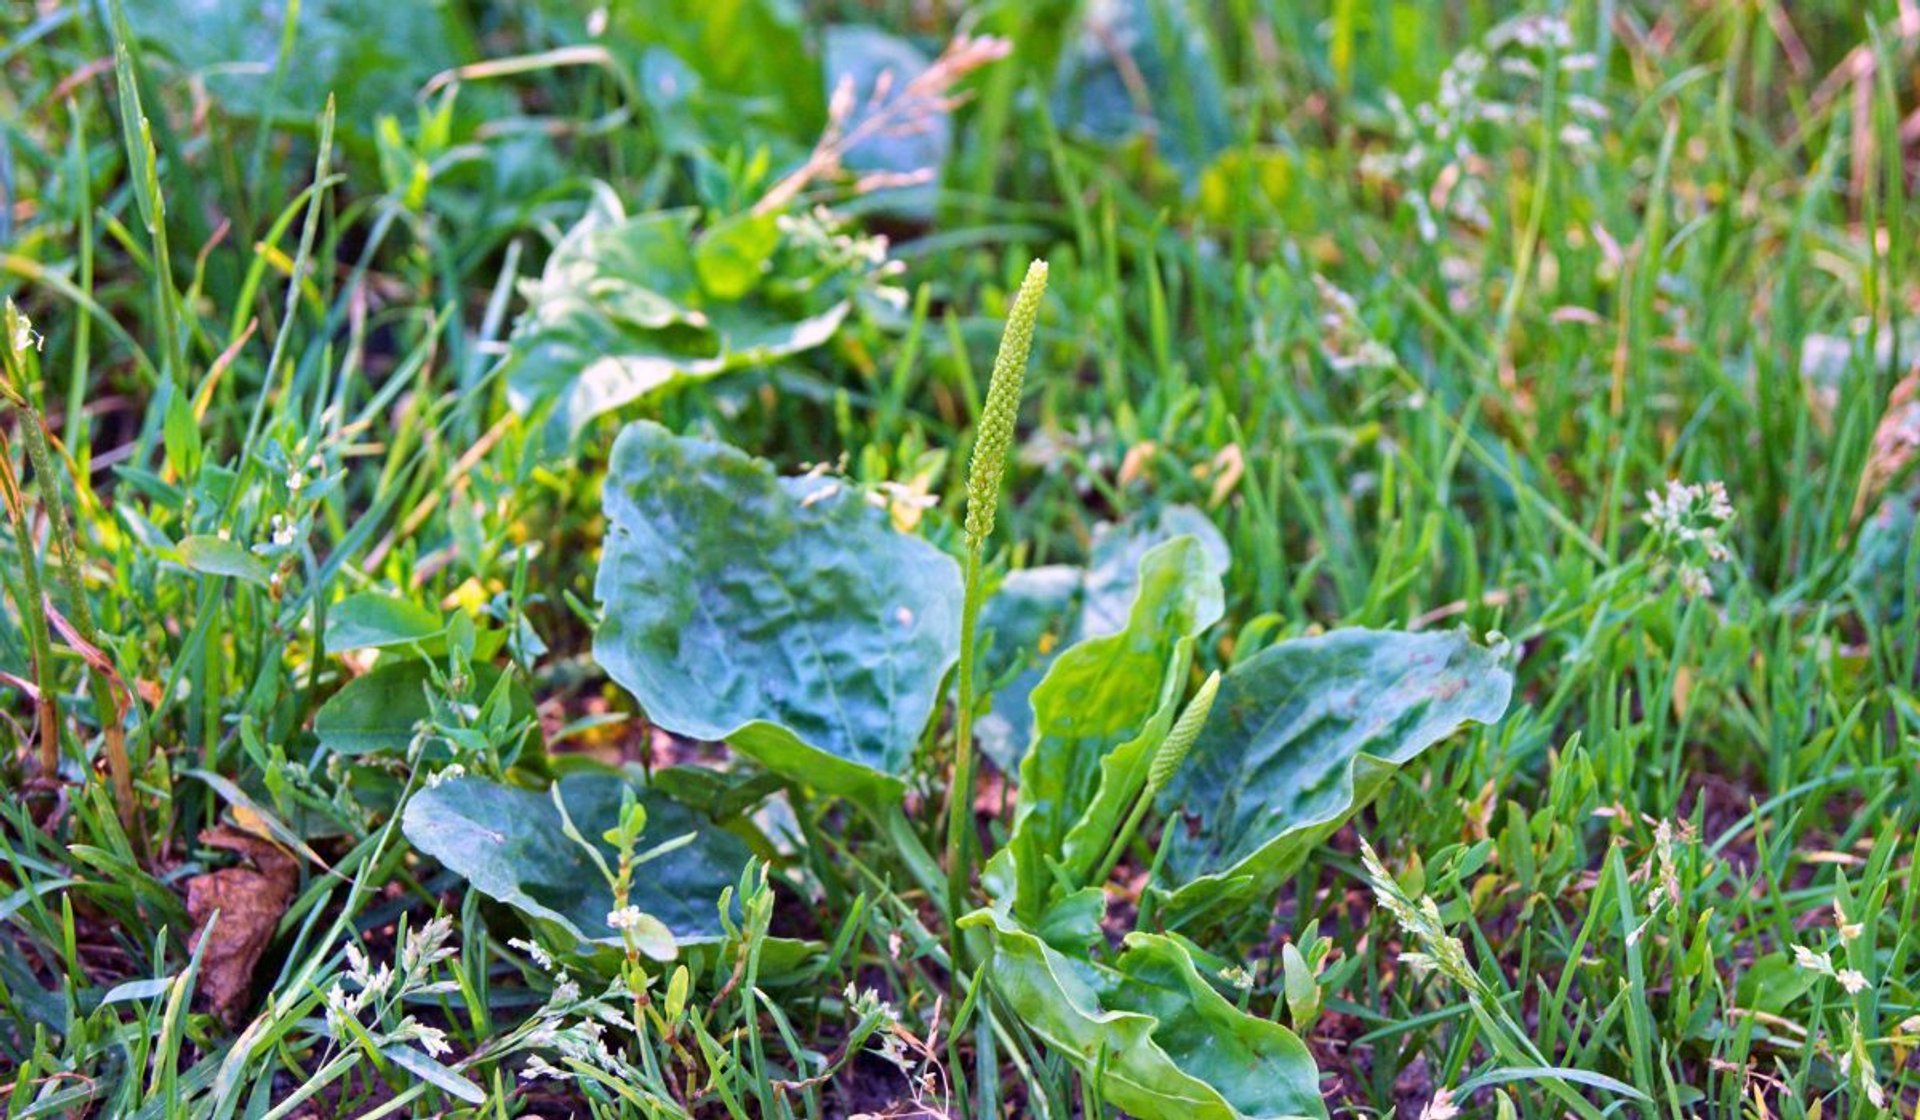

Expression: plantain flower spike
xmin=965 ymin=259 xmax=1048 ymax=543
xmin=1149 ymin=670 xmax=1220 ymax=793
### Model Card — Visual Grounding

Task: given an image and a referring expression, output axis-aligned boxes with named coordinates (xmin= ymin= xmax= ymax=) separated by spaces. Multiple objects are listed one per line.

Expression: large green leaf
xmin=961 ymin=908 xmax=1327 ymax=1120
xmin=989 ymin=536 xmax=1223 ymax=926
xmin=1158 ymin=629 xmax=1513 ymax=920
xmin=120 ymin=0 xmax=475 ymax=132
xmin=1051 ymin=0 xmax=1231 ymax=183
xmin=401 ymin=771 xmax=750 ymax=949
xmin=1849 ymin=495 xmax=1917 ymax=622
xmin=506 ymin=190 xmax=855 ymax=439
xmin=593 ymin=422 xmax=962 ymax=806
xmin=977 ymin=506 xmax=1228 ymax=770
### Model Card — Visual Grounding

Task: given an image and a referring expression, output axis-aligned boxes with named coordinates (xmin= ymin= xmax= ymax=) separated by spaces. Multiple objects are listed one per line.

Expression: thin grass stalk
xmin=0 ymin=426 xmax=58 ymax=777
xmin=3 ymin=300 xmax=136 ymax=837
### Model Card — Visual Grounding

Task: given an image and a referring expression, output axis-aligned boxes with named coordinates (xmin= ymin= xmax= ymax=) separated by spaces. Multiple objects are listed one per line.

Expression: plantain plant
xmin=399 ymin=256 xmax=1515 ymax=1119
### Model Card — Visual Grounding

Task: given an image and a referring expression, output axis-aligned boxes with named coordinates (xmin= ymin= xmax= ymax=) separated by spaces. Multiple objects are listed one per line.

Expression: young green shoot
xmin=1094 ymin=670 xmax=1219 ymax=888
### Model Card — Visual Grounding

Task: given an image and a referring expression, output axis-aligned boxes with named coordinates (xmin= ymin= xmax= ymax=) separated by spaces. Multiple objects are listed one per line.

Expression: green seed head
xmin=965 ymin=259 xmax=1048 ymax=543
xmin=1149 ymin=671 xmax=1219 ymax=793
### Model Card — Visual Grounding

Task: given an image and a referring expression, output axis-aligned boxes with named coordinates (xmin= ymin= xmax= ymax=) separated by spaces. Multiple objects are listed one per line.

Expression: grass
xmin=3 ymin=0 xmax=1920 ymax=1116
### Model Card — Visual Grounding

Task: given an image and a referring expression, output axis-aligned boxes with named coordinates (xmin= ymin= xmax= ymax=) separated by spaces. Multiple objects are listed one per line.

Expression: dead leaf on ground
xmin=186 ymin=826 xmax=298 ymax=1026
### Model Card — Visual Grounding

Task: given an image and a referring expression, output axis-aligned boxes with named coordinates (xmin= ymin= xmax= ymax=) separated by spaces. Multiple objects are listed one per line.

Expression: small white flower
xmin=400 ymin=1018 xmax=452 ymax=1057
xmin=271 ymin=515 xmax=298 ymax=547
xmin=509 ymin=937 xmax=554 ymax=971
xmin=1567 ymin=94 xmax=1609 ymax=121
xmin=606 ymin=905 xmax=643 ymax=931
xmin=402 ymin=914 xmax=456 ymax=979
xmin=1837 ymin=968 xmax=1870 ymax=995
xmin=1219 ymin=965 xmax=1255 ymax=992
xmin=1835 ymin=900 xmax=1864 ymax=943
xmin=425 ymin=762 xmax=465 ymax=789
xmin=9 ymin=310 xmax=42 ymax=354
xmin=1791 ymin=944 xmax=1834 ymax=976
xmin=1420 ymin=1087 xmax=1461 ymax=1120
xmin=286 ymin=469 xmax=306 ymax=493
xmin=520 ymin=1054 xmax=566 ymax=1082
xmin=874 ymin=1031 xmax=914 ymax=1073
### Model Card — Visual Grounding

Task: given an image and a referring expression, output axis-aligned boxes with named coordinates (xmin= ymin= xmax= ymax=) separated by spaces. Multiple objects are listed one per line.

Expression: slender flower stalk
xmin=1 ymin=300 xmax=136 ymax=837
xmin=946 ymin=260 xmax=1047 ymax=928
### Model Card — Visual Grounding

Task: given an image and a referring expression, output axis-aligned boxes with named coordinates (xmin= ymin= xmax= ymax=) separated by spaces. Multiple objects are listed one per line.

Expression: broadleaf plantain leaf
xmin=977 ymin=506 xmax=1228 ymax=770
xmin=1051 ymin=0 xmax=1232 ymax=184
xmin=401 ymin=771 xmax=750 ymax=949
xmin=988 ymin=536 xmax=1222 ymax=927
xmin=594 ymin=422 xmax=962 ymax=806
xmin=1158 ymin=629 xmax=1513 ymax=921
xmin=961 ymin=908 xmax=1327 ymax=1120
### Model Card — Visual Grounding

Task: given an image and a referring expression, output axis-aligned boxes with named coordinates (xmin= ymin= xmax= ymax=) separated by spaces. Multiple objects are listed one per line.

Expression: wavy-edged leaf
xmin=400 ymin=771 xmax=750 ymax=949
xmin=989 ymin=536 xmax=1222 ymax=926
xmin=1158 ymin=629 xmax=1513 ymax=921
xmin=506 ymin=191 xmax=853 ymax=438
xmin=594 ymin=422 xmax=962 ymax=806
xmin=313 ymin=661 xmax=534 ymax=759
xmin=978 ymin=506 xmax=1227 ymax=769
xmin=961 ymin=908 xmax=1326 ymax=1120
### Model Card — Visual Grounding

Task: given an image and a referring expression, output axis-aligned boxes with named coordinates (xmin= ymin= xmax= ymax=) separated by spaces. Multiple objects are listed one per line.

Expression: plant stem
xmin=943 ymin=259 xmax=1047 ymax=941
xmin=0 ymin=423 xmax=59 ymax=777
xmin=15 ymin=391 xmax=136 ymax=838
xmin=944 ymin=541 xmax=987 ymax=925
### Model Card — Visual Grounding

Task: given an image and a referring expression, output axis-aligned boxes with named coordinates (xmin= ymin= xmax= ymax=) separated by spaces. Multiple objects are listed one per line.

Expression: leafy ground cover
xmin=3 ymin=1 xmax=1920 ymax=1116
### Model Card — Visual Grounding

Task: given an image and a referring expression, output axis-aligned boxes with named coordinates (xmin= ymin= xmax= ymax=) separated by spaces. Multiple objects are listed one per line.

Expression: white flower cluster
xmin=1312 ymin=275 xmax=1397 ymax=373
xmin=510 ymin=933 xmax=633 ymax=1083
xmin=10 ymin=309 xmax=43 ymax=354
xmin=1360 ymin=839 xmax=1484 ymax=996
xmin=843 ymin=982 xmax=898 ymax=1022
xmin=1642 ymin=478 xmax=1735 ymax=597
xmin=775 ymin=206 xmax=908 ymax=311
xmin=1363 ymin=14 xmax=1604 ymax=242
xmin=1791 ymin=943 xmax=1870 ymax=995
xmin=324 ymin=916 xmax=461 ymax=1058
xmin=1418 ymin=1086 xmax=1460 ymax=1120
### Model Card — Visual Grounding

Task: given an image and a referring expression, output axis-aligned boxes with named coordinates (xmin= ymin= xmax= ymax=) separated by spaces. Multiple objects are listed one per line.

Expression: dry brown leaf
xmin=1852 ymin=372 xmax=1920 ymax=525
xmin=186 ymin=826 xmax=298 ymax=1026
